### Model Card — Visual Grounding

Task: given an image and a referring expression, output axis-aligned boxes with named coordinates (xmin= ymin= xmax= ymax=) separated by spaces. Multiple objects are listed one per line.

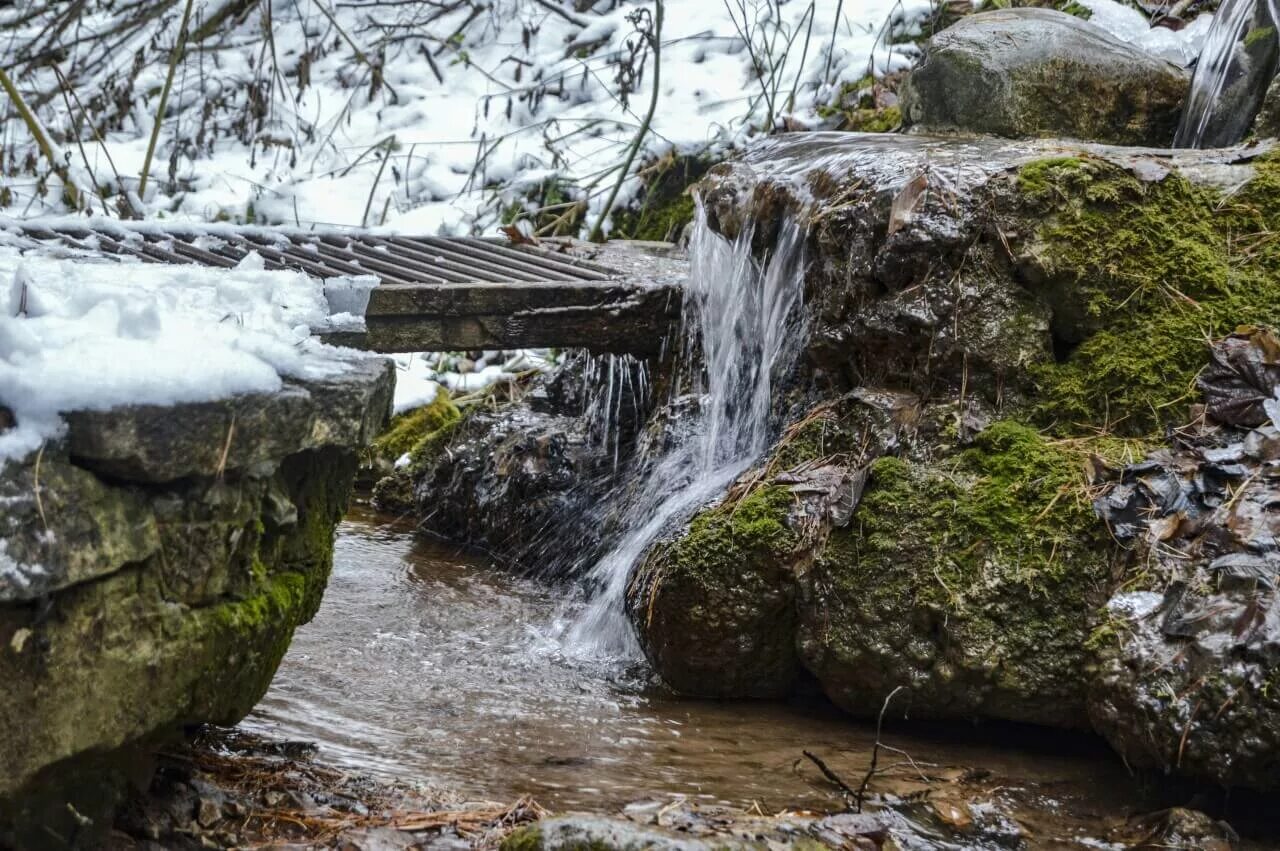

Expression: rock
xmin=387 ymin=355 xmax=658 ymax=572
xmin=64 ymin=352 xmax=393 ymax=483
xmin=640 ymin=131 xmax=1280 ymax=740
xmin=1129 ymin=808 xmax=1239 ymax=851
xmin=1254 ymin=75 xmax=1280 ymax=140
xmin=0 ymin=354 xmax=393 ymax=845
xmin=628 ymin=390 xmax=915 ymax=698
xmin=900 ymin=9 xmax=1190 ymax=145
xmin=1089 ymin=335 xmax=1280 ymax=790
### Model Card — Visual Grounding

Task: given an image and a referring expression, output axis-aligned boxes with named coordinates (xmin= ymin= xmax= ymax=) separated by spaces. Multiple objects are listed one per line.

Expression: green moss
xmin=500 ymin=826 xmax=543 ymax=851
xmin=671 ymin=485 xmax=797 ymax=575
xmin=1244 ymin=25 xmax=1275 ymax=49
xmin=1019 ymin=154 xmax=1280 ymax=435
xmin=372 ymin=391 xmax=461 ymax=464
xmin=810 ymin=421 xmax=1113 ymax=722
xmin=611 ymin=153 xmax=711 ymax=242
xmin=614 ymin=190 xmax=695 ymax=242
xmin=816 ymin=79 xmax=901 ymax=132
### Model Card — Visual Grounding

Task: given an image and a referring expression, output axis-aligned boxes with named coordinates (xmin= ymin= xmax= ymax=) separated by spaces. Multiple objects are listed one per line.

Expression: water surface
xmin=241 ymin=508 xmax=1177 ymax=846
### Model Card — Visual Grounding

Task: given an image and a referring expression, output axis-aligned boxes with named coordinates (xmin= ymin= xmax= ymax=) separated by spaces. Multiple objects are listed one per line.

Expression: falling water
xmin=561 ymin=206 xmax=807 ymax=658
xmin=1175 ymin=0 xmax=1280 ymax=148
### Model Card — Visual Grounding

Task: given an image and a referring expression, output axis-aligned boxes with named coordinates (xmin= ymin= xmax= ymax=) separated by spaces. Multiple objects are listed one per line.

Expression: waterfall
xmin=558 ymin=206 xmax=808 ymax=659
xmin=1175 ymin=0 xmax=1280 ymax=148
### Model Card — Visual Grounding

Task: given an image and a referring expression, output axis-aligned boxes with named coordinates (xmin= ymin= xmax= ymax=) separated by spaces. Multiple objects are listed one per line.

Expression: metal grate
xmin=0 ymin=218 xmax=619 ymax=285
xmin=0 ymin=218 xmax=681 ymax=354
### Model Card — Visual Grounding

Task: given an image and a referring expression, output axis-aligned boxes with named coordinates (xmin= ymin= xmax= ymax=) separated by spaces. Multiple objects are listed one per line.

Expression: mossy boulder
xmin=900 ymin=9 xmax=1189 ymax=145
xmin=800 ymin=422 xmax=1116 ymax=727
xmin=0 ymin=359 xmax=393 ymax=845
xmin=629 ymin=391 xmax=917 ymax=698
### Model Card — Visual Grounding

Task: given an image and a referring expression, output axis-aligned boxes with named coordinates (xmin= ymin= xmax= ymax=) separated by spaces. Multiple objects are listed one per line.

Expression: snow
xmin=0 ymin=247 xmax=366 ymax=462
xmin=1077 ymin=0 xmax=1213 ymax=65
xmin=0 ymin=0 xmax=939 ymax=235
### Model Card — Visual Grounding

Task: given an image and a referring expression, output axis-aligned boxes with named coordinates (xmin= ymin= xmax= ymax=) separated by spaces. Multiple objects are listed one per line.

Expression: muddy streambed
xmin=241 ymin=507 xmax=1184 ymax=846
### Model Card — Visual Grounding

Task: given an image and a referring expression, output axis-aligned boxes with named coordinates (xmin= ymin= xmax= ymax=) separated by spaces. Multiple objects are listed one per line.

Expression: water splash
xmin=1175 ymin=0 xmax=1280 ymax=148
xmin=559 ymin=206 xmax=808 ymax=659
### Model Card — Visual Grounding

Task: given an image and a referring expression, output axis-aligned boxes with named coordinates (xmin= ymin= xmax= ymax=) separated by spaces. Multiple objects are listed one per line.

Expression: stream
xmin=240 ymin=505 xmax=1175 ymax=846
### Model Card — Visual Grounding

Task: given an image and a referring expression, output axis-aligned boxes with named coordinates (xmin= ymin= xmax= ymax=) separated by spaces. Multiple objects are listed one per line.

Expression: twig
xmin=855 ymin=685 xmax=906 ymax=812
xmin=531 ymin=0 xmax=587 ymax=28
xmin=590 ymin=0 xmax=663 ymax=242
xmin=33 ymin=442 xmax=47 ymax=532
xmin=139 ymin=0 xmax=196 ymax=200
xmin=0 ymin=66 xmax=81 ymax=210
xmin=802 ymin=750 xmax=859 ymax=806
xmin=361 ymin=136 xmax=395 ymax=227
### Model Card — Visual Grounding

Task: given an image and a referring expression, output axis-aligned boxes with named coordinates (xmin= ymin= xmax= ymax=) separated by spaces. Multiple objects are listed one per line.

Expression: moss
xmin=816 ymin=78 xmax=902 ymax=132
xmin=1018 ymin=154 xmax=1280 ymax=435
xmin=500 ymin=826 xmax=543 ymax=851
xmin=372 ymin=391 xmax=461 ymax=464
xmin=671 ymin=485 xmax=797 ymax=575
xmin=633 ymin=484 xmax=803 ymax=697
xmin=1244 ymin=25 xmax=1276 ymax=49
xmin=613 ymin=190 xmax=695 ymax=242
xmin=611 ymin=153 xmax=711 ymax=242
xmin=807 ymin=421 xmax=1114 ymax=723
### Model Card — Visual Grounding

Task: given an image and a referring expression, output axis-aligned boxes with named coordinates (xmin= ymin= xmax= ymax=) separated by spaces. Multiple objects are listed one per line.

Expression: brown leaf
xmin=499 ymin=222 xmax=538 ymax=246
xmin=887 ymin=172 xmax=928 ymax=236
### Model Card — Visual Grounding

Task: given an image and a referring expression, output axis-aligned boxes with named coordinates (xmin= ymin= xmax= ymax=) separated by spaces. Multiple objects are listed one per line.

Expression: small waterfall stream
xmin=1175 ymin=0 xmax=1280 ymax=147
xmin=560 ymin=208 xmax=808 ymax=658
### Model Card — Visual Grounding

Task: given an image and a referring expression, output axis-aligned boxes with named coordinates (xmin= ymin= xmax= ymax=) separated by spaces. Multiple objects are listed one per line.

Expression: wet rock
xmin=391 ymin=356 xmax=657 ymax=572
xmin=1254 ymin=75 xmax=1280 ymax=140
xmin=900 ymin=9 xmax=1189 ymax=145
xmin=1089 ymin=333 xmax=1280 ymax=790
xmin=1129 ymin=808 xmax=1239 ymax=851
xmin=0 ymin=356 xmax=394 ymax=845
xmin=628 ymin=390 xmax=915 ymax=698
xmin=799 ymin=420 xmax=1115 ymax=727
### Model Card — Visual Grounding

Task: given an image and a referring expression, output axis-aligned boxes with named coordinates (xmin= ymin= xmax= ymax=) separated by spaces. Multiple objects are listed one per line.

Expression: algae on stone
xmin=1019 ymin=154 xmax=1280 ymax=435
xmin=800 ymin=422 xmax=1116 ymax=727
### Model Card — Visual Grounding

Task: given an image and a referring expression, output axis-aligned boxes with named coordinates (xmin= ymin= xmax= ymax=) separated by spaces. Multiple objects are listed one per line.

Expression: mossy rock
xmin=900 ymin=9 xmax=1189 ymax=145
xmin=798 ymin=421 xmax=1117 ymax=727
xmin=372 ymin=391 xmax=461 ymax=466
xmin=629 ymin=392 xmax=916 ymax=698
xmin=1020 ymin=153 xmax=1280 ymax=435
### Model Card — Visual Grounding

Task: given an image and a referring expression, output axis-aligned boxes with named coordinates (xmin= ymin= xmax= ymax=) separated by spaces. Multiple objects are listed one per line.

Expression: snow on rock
xmin=1077 ymin=0 xmax=1213 ymax=65
xmin=0 ymin=247 xmax=366 ymax=463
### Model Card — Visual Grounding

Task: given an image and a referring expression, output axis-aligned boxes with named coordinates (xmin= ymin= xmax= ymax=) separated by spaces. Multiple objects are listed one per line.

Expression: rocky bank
xmin=0 ymin=353 xmax=393 ymax=847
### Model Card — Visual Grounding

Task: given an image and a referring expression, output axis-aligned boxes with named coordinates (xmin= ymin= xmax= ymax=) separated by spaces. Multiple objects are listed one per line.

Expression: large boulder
xmin=634 ymin=132 xmax=1280 ymax=749
xmin=900 ymin=9 xmax=1190 ymax=145
xmin=0 ymin=356 xmax=393 ymax=845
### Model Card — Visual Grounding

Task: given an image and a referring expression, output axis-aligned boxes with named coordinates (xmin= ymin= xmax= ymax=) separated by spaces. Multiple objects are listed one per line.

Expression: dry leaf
xmin=887 ymin=172 xmax=928 ymax=236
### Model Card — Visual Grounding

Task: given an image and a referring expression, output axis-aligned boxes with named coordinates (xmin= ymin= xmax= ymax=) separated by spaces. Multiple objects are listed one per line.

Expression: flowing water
xmin=559 ymin=212 xmax=807 ymax=658
xmin=245 ymin=508 xmax=1157 ymax=845
xmin=1175 ymin=0 xmax=1280 ymax=148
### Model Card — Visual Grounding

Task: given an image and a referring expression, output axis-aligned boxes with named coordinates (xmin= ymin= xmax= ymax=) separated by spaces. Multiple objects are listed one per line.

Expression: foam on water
xmin=560 ymin=207 xmax=807 ymax=659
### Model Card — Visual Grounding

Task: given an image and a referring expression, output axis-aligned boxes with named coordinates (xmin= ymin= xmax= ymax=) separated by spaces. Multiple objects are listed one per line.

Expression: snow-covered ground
xmin=1 ymin=0 xmax=939 ymax=234
xmin=0 ymin=0 xmax=1214 ymax=464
